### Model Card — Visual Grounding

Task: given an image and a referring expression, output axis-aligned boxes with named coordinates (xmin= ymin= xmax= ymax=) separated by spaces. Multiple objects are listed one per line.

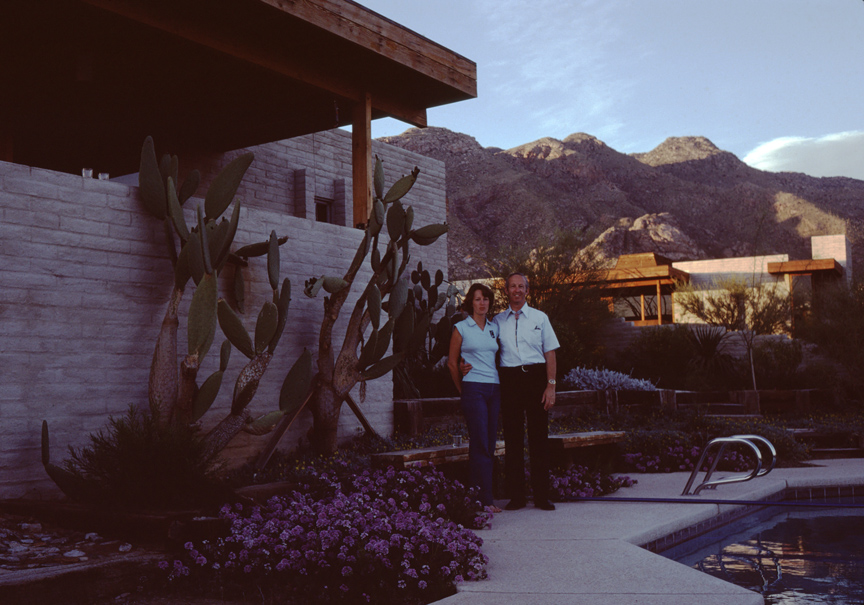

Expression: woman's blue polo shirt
xmin=455 ymin=316 xmax=500 ymax=384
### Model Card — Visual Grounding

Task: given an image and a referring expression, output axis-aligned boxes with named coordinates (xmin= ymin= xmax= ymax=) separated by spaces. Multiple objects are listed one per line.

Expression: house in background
xmin=0 ymin=0 xmax=476 ymax=498
xmin=597 ymin=235 xmax=850 ymax=354
xmin=595 ymin=234 xmax=849 ymax=326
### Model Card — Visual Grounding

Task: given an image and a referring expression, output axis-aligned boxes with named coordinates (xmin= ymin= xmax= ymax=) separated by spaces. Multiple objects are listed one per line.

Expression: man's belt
xmin=500 ymin=363 xmax=546 ymax=373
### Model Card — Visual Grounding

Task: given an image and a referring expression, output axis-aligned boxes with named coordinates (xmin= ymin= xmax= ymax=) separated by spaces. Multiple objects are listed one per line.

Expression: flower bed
xmin=164 ymin=466 xmax=491 ymax=604
xmin=622 ymin=441 xmax=751 ymax=474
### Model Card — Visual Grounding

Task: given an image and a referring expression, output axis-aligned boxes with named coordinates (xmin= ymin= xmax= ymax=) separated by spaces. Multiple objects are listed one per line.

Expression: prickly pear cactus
xmin=42 ymin=138 xmax=313 ymax=497
xmin=303 ymin=156 xmax=449 ymax=454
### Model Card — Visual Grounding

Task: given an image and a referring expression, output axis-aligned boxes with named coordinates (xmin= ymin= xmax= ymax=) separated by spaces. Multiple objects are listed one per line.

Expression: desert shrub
xmin=797 ymin=413 xmax=864 ymax=448
xmin=164 ymin=466 xmax=489 ymax=604
xmin=549 ymin=466 xmax=635 ymax=500
xmin=616 ymin=325 xmax=693 ymax=389
xmin=752 ymin=338 xmax=803 ymax=389
xmin=616 ymin=324 xmax=752 ymax=390
xmin=793 ymin=358 xmax=842 ymax=393
xmin=794 ymin=280 xmax=864 ymax=401
xmin=683 ymin=324 xmax=739 ymax=389
xmin=690 ymin=415 xmax=809 ymax=464
xmin=61 ymin=407 xmax=224 ymax=510
xmin=563 ymin=367 xmax=656 ymax=391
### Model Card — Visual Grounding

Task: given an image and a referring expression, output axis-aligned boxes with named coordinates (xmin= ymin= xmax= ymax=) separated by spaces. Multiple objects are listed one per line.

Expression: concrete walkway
xmin=442 ymin=459 xmax=864 ymax=604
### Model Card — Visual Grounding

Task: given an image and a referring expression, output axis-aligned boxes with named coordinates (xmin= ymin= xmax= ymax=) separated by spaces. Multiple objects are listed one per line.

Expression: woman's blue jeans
xmin=460 ymin=382 xmax=501 ymax=506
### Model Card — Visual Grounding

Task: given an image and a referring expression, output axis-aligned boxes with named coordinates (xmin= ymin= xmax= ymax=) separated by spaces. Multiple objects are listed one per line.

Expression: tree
xmin=798 ymin=280 xmax=864 ymax=397
xmin=674 ymin=276 xmax=791 ymax=390
xmin=483 ymin=231 xmax=612 ymax=373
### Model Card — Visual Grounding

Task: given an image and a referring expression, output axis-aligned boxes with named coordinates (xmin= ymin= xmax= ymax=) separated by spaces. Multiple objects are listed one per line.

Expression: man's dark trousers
xmin=499 ymin=363 xmax=550 ymax=503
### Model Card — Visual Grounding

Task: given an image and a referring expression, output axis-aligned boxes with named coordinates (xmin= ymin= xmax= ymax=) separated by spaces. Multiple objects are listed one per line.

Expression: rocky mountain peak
xmin=378 ymin=127 xmax=485 ymax=162
xmin=504 ymin=137 xmax=569 ymax=161
xmin=378 ymin=127 xmax=864 ymax=280
xmin=633 ymin=136 xmax=725 ymax=166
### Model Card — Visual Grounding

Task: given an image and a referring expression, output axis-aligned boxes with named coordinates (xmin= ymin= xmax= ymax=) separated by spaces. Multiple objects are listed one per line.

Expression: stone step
xmin=702 ymin=414 xmax=764 ymax=420
xmin=809 ymin=448 xmax=864 ymax=459
xmin=788 ymin=428 xmax=863 ymax=450
xmin=678 ymin=403 xmax=750 ymax=414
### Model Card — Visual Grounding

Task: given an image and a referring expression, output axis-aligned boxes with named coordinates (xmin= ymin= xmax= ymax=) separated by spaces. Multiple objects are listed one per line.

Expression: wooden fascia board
xmin=79 ymin=0 xmax=435 ymax=127
xmin=767 ymin=259 xmax=843 ymax=276
xmin=597 ymin=266 xmax=689 ymax=283
xmin=256 ymin=0 xmax=477 ymax=96
xmin=596 ymin=279 xmax=679 ymax=291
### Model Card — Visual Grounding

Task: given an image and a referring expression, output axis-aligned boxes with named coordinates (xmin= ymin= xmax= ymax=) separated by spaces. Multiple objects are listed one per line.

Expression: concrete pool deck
xmin=441 ymin=458 xmax=864 ymax=604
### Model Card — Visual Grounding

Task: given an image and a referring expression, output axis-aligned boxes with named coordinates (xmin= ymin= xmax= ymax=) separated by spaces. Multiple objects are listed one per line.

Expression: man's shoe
xmin=534 ymin=500 xmax=556 ymax=511
xmin=504 ymin=499 xmax=526 ymax=510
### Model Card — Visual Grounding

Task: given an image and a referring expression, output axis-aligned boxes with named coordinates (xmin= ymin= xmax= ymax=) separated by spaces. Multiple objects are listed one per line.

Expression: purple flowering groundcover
xmin=162 ymin=466 xmax=492 ymax=604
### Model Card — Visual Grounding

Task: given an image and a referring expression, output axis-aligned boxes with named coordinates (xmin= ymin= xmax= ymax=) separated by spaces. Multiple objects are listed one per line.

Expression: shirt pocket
xmin=522 ymin=322 xmax=543 ymax=348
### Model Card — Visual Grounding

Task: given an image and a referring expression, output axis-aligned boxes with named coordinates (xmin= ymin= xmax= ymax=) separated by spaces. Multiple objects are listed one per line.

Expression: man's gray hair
xmin=506 ymin=272 xmax=529 ymax=289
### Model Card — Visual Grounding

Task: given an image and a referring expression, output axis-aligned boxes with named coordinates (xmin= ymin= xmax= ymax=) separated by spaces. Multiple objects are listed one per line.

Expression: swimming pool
xmin=663 ymin=501 xmax=864 ymax=604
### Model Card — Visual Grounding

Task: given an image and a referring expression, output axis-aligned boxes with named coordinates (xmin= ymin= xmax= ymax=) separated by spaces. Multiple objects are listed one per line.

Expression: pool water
xmin=665 ymin=504 xmax=864 ymax=604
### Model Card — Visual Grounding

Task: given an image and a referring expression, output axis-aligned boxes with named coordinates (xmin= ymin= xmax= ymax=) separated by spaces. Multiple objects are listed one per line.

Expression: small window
xmin=315 ymin=196 xmax=333 ymax=223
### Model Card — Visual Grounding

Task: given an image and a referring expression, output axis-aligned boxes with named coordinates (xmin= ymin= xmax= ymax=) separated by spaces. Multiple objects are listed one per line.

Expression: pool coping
xmin=641 ymin=483 xmax=864 ymax=554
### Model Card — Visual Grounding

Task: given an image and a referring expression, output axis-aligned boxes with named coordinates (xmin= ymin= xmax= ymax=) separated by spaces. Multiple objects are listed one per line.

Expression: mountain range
xmin=380 ymin=128 xmax=863 ymax=280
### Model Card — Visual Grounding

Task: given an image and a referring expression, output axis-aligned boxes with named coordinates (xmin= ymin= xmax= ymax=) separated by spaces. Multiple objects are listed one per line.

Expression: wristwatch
xmin=547 ymin=379 xmax=556 ymax=385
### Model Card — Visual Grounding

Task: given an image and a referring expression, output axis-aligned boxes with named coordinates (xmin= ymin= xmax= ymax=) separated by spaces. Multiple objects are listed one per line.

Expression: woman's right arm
xmin=447 ymin=328 xmax=463 ymax=394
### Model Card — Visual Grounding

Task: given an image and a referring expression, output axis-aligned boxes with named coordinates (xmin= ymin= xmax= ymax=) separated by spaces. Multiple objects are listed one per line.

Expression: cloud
xmin=474 ymin=0 xmax=637 ymax=142
xmin=743 ymin=132 xmax=864 ymax=180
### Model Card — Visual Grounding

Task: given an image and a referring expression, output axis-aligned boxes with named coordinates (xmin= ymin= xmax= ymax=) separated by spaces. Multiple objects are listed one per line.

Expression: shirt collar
xmin=503 ymin=304 xmax=532 ymax=319
xmin=464 ymin=315 xmax=490 ymax=330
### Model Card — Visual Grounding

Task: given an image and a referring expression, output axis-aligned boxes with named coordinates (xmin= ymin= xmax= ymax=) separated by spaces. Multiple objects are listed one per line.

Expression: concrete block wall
xmin=671 ymin=254 xmax=790 ymax=324
xmin=0 ymin=128 xmax=447 ymax=499
xmin=671 ymin=254 xmax=788 ymax=286
xmin=812 ymin=234 xmax=852 ymax=284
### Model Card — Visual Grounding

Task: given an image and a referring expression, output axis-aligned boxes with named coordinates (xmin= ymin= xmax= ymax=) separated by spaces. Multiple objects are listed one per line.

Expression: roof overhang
xmin=1 ymin=0 xmax=477 ymax=176
xmin=767 ymin=259 xmax=844 ymax=277
xmin=592 ymin=265 xmax=691 ymax=291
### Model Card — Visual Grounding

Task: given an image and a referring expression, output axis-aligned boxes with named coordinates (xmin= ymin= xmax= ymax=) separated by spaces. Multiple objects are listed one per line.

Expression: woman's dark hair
xmin=461 ymin=283 xmax=495 ymax=315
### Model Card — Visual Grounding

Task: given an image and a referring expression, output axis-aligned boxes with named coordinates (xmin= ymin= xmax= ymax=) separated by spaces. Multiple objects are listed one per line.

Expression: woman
xmin=447 ymin=283 xmax=501 ymax=512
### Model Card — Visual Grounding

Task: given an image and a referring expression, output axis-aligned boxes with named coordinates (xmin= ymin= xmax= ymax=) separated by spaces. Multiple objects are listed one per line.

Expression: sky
xmin=356 ymin=0 xmax=864 ymax=180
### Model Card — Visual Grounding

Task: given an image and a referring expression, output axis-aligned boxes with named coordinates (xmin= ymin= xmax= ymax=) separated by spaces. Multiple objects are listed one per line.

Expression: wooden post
xmin=670 ymin=291 xmax=676 ymax=323
xmin=787 ymin=273 xmax=795 ymax=332
xmin=656 ymin=281 xmax=663 ymax=325
xmin=639 ymin=294 xmax=645 ymax=322
xmin=352 ymin=92 xmax=372 ymax=228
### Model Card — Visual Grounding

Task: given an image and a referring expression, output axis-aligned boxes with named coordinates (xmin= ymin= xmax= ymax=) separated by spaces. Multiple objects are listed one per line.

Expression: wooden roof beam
xmin=767 ymin=259 xmax=843 ymax=277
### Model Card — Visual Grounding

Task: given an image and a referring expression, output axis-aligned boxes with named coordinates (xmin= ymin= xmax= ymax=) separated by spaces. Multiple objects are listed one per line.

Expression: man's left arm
xmin=540 ymin=313 xmax=559 ymax=410
xmin=542 ymin=349 xmax=556 ymax=410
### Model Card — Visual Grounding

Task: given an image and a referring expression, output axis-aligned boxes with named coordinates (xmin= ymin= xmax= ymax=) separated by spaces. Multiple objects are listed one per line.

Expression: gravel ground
xmin=0 ymin=510 xmax=137 ymax=572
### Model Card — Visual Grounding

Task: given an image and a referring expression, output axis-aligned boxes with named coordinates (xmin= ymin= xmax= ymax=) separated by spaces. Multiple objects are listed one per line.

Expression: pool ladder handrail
xmin=682 ymin=434 xmax=777 ymax=496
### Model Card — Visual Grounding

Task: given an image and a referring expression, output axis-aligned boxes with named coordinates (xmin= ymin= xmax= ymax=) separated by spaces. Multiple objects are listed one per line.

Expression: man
xmin=494 ymin=272 xmax=560 ymax=511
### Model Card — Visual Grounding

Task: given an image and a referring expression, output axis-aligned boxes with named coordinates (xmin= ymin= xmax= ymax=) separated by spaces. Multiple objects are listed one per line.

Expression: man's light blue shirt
xmin=455 ymin=316 xmax=500 ymax=384
xmin=493 ymin=304 xmax=560 ymax=367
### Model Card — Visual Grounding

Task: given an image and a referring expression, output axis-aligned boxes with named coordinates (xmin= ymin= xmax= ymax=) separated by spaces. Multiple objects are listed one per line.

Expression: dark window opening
xmin=315 ymin=196 xmax=333 ymax=223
